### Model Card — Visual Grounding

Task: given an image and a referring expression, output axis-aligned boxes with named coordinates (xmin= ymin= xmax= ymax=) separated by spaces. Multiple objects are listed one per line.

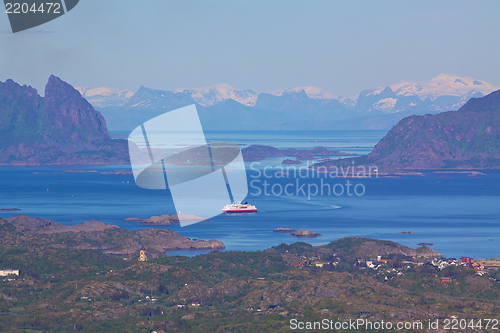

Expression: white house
xmin=0 ymin=269 xmax=19 ymax=277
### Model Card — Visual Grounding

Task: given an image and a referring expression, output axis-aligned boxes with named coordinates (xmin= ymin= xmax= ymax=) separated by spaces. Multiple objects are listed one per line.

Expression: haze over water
xmin=1 ymin=130 xmax=499 ymax=259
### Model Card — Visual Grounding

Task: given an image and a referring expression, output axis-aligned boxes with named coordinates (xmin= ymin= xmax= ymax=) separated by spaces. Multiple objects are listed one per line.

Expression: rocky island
xmin=0 ymin=208 xmax=21 ymax=211
xmin=242 ymin=145 xmax=357 ymax=162
xmin=281 ymin=159 xmax=302 ymax=164
xmin=100 ymin=170 xmax=134 ymax=175
xmin=273 ymin=228 xmax=322 ymax=237
xmin=289 ymin=229 xmax=322 ymax=237
xmin=272 ymin=227 xmax=296 ymax=233
xmin=124 ymin=214 xmax=177 ymax=225
xmin=2 ymin=215 xmax=224 ymax=258
xmin=123 ymin=213 xmax=209 ymax=225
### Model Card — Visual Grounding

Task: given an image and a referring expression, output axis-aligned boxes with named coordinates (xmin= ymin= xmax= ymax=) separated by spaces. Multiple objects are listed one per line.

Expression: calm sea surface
xmin=1 ymin=130 xmax=499 ymax=259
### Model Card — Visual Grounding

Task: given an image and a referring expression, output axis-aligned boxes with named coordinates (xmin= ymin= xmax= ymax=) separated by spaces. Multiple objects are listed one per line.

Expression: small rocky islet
xmin=123 ymin=213 xmax=209 ymax=225
xmin=273 ymin=227 xmax=322 ymax=237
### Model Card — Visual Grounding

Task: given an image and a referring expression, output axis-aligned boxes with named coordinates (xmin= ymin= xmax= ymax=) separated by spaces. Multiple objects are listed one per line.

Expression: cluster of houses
xmin=289 ymin=251 xmax=499 ymax=281
xmin=356 ymin=256 xmax=400 ymax=270
xmin=143 ymin=295 xmax=157 ymax=303
xmin=352 ymin=255 xmax=498 ymax=283
xmin=353 ymin=255 xmax=496 ymax=280
xmin=430 ymin=257 xmax=465 ymax=269
xmin=290 ymin=253 xmax=340 ymax=268
xmin=177 ymin=301 xmax=201 ymax=308
xmin=430 ymin=257 xmax=489 ymax=276
xmin=355 ymin=256 xmax=412 ymax=281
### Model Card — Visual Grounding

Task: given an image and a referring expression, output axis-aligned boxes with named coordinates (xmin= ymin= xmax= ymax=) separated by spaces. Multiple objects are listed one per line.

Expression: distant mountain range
xmin=268 ymin=86 xmax=338 ymax=101
xmin=83 ymin=74 xmax=499 ymax=131
xmin=317 ymin=88 xmax=500 ymax=170
xmin=2 ymin=75 xmax=499 ymax=168
xmin=0 ymin=76 xmax=130 ymax=165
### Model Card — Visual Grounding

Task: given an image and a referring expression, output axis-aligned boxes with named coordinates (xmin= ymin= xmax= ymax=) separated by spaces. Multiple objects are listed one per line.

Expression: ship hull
xmin=222 ymin=202 xmax=257 ymax=214
xmin=222 ymin=209 xmax=257 ymax=213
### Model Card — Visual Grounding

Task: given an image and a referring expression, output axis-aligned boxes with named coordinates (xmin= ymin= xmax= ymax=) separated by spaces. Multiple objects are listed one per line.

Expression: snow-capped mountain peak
xmin=370 ymin=97 xmax=398 ymax=113
xmin=76 ymin=86 xmax=134 ymax=108
xmin=174 ymin=83 xmax=257 ymax=107
xmin=268 ymin=86 xmax=338 ymax=100
xmin=78 ymin=74 xmax=499 ymax=121
xmin=364 ymin=85 xmax=386 ymax=97
xmin=390 ymin=74 xmax=500 ymax=100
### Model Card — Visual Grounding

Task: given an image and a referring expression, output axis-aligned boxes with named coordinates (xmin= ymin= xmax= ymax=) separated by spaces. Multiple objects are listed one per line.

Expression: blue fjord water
xmin=0 ymin=130 xmax=499 ymax=259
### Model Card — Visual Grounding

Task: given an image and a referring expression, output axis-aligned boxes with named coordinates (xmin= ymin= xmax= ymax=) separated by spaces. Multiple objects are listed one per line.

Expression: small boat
xmin=222 ymin=202 xmax=257 ymax=213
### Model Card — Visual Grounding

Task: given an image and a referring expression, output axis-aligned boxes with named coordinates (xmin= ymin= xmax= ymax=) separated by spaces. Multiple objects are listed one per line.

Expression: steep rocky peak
xmin=0 ymin=76 xmax=130 ymax=165
xmin=45 ymin=75 xmax=77 ymax=97
xmin=44 ymin=75 xmax=110 ymax=140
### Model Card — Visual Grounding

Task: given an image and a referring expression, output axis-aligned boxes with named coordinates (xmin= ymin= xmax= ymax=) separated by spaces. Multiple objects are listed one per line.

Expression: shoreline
xmin=2 ymin=214 xmax=498 ymax=262
xmin=1 ymin=212 xmax=497 ymax=259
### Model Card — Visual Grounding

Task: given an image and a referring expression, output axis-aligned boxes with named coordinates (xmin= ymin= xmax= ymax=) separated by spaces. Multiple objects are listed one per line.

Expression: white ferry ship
xmin=222 ymin=202 xmax=257 ymax=213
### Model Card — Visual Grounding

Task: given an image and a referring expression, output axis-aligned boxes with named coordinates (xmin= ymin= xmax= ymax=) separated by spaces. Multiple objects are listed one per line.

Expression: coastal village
xmin=7 ymin=242 xmax=495 ymax=311
xmin=67 ymin=244 xmax=500 ymax=331
xmin=1 ymin=221 xmax=500 ymax=332
xmin=286 ymin=251 xmax=499 ymax=281
xmin=1 ymin=215 xmax=499 ymax=332
xmin=4 ymin=253 xmax=500 ymax=284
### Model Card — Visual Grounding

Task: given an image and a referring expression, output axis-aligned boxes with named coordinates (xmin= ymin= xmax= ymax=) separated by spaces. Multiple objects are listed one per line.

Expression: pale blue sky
xmin=0 ymin=0 xmax=499 ymax=97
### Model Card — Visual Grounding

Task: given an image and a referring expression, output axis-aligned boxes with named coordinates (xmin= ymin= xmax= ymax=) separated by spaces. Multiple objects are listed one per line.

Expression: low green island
xmin=1 ymin=215 xmax=499 ymax=333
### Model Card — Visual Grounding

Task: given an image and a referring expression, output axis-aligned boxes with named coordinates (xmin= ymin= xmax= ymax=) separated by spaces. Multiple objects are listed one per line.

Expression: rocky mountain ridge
xmin=315 ymin=89 xmax=500 ymax=170
xmin=0 ymin=76 xmax=130 ymax=165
